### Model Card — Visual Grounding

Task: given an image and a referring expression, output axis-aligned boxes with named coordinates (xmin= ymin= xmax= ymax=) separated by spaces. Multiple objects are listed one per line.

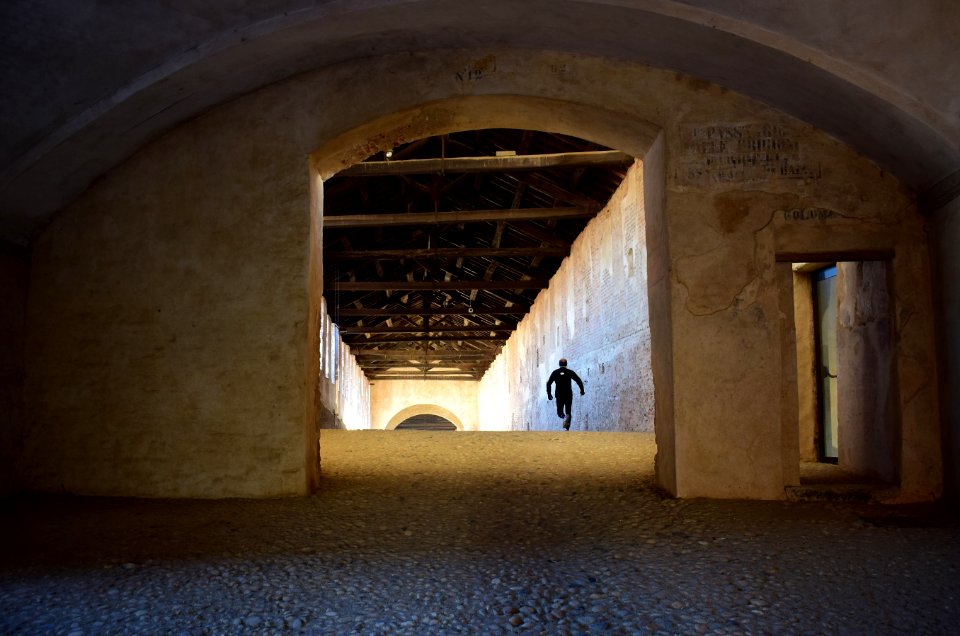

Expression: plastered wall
xmin=478 ymin=161 xmax=654 ymax=433
xmin=23 ymin=96 xmax=316 ymax=497
xmin=370 ymin=381 xmax=479 ymax=431
xmin=19 ymin=48 xmax=944 ymax=500
xmin=790 ymin=272 xmax=818 ymax=463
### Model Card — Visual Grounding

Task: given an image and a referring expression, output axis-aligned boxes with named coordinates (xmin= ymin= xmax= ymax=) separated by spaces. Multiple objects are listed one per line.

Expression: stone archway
xmin=308 ymin=92 xmax=670 ymax=481
xmin=386 ymin=404 xmax=465 ymax=431
xmin=310 ymin=94 xmax=659 ymax=180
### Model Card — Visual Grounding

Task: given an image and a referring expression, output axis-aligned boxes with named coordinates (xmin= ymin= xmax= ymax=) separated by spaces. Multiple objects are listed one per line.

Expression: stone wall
xmin=22 ymin=93 xmax=316 ymax=497
xmin=478 ymin=161 xmax=654 ymax=432
xmin=0 ymin=245 xmax=28 ymax=495
xmin=370 ymin=381 xmax=479 ymax=431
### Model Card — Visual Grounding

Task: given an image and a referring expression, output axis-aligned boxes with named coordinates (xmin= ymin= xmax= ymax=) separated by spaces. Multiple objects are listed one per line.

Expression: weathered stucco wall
xmin=477 ymin=161 xmax=654 ymax=433
xmin=0 ymin=245 xmax=28 ymax=495
xmin=662 ymin=107 xmax=941 ymax=499
xmin=370 ymin=381 xmax=479 ymax=431
xmin=22 ymin=94 xmax=315 ymax=497
xmin=836 ymin=261 xmax=897 ymax=482
xmin=791 ymin=271 xmax=818 ymax=463
xmin=19 ymin=48 xmax=944 ymax=500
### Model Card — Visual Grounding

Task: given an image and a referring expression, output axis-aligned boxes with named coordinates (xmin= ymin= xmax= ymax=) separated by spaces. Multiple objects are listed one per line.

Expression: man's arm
xmin=572 ymin=371 xmax=585 ymax=395
xmin=546 ymin=370 xmax=556 ymax=399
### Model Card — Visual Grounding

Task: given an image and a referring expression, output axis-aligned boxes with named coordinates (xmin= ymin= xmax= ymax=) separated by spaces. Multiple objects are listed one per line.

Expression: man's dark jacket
xmin=546 ymin=366 xmax=585 ymax=398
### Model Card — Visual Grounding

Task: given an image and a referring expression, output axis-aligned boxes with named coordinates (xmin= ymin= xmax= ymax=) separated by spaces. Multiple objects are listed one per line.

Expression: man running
xmin=546 ymin=358 xmax=585 ymax=430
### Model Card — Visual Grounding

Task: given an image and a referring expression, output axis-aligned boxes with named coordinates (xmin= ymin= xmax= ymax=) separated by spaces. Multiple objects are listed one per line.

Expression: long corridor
xmin=2 ymin=431 xmax=958 ymax=635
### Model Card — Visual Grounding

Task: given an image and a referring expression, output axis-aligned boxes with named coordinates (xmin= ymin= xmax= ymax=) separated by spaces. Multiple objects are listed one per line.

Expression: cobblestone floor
xmin=2 ymin=431 xmax=958 ymax=635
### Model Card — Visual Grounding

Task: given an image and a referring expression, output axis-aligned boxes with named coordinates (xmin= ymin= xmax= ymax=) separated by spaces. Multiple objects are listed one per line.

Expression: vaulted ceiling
xmin=323 ymin=129 xmax=630 ymax=380
xmin=1 ymin=2 xmax=957 ymax=246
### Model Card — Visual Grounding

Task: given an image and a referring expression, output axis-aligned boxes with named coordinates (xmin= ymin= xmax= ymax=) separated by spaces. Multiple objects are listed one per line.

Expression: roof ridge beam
xmin=333 ymin=150 xmax=632 ymax=177
xmin=323 ymin=207 xmax=592 ymax=227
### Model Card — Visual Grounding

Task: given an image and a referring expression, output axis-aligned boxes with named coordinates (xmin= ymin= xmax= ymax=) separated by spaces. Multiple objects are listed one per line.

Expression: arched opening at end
xmin=395 ymin=414 xmax=459 ymax=431
xmin=386 ymin=404 xmax=465 ymax=431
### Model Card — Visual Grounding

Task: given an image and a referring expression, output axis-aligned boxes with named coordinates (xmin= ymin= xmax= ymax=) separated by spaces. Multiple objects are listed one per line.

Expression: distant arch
xmin=386 ymin=404 xmax=464 ymax=431
xmin=395 ymin=414 xmax=458 ymax=431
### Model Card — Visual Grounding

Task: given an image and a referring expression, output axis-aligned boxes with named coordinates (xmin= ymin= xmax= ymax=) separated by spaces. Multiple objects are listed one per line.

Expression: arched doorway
xmin=309 ymin=93 xmax=668 ymax=483
xmin=394 ymin=414 xmax=459 ymax=431
xmin=386 ymin=404 xmax=465 ymax=431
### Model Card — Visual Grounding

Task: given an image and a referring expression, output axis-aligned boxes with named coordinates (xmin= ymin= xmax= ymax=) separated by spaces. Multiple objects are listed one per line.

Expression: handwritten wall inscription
xmin=454 ymin=55 xmax=498 ymax=83
xmin=781 ymin=207 xmax=837 ymax=222
xmin=676 ymin=123 xmax=822 ymax=186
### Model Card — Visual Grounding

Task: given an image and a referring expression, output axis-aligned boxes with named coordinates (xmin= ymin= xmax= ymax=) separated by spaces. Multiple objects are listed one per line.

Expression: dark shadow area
xmin=2 ymin=432 xmax=958 ymax=635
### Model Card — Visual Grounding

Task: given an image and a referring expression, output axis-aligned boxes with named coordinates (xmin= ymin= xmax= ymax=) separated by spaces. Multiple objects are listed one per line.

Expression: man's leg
xmin=556 ymin=397 xmax=566 ymax=418
xmin=559 ymin=394 xmax=573 ymax=429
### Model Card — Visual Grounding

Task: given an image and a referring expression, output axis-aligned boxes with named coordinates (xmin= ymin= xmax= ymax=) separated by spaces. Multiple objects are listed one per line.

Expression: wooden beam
xmin=328 ymin=280 xmax=546 ymax=291
xmin=323 ymin=207 xmax=592 ymax=228
xmin=349 ymin=343 xmax=501 ymax=351
xmin=342 ymin=334 xmax=507 ymax=343
xmin=334 ymin=306 xmax=529 ymax=316
xmin=341 ymin=325 xmax=515 ymax=334
xmin=368 ymin=374 xmax=482 ymax=381
xmin=333 ymin=150 xmax=632 ymax=177
xmin=325 ymin=247 xmax=568 ymax=260
xmin=353 ymin=351 xmax=497 ymax=358
xmin=525 ymin=173 xmax=603 ymax=209
xmin=356 ymin=359 xmax=495 ymax=365
xmin=360 ymin=358 xmax=491 ymax=365
xmin=367 ymin=359 xmax=489 ymax=364
xmin=510 ymin=221 xmax=571 ymax=248
xmin=361 ymin=363 xmax=490 ymax=370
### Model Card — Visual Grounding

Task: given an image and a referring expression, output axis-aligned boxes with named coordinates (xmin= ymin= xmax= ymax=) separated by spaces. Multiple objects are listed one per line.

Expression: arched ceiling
xmin=1 ymin=0 xmax=958 ymax=244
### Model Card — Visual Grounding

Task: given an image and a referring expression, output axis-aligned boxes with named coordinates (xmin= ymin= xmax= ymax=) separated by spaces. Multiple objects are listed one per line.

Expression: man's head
xmin=559 ymin=358 xmax=567 ymax=367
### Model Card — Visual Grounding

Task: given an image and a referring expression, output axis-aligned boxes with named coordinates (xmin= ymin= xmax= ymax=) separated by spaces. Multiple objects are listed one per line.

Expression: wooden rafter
xmin=328 ymin=280 xmax=547 ymax=291
xmin=332 ymin=150 xmax=632 ymax=177
xmin=340 ymin=325 xmax=515 ymax=334
xmin=367 ymin=374 xmax=481 ymax=381
xmin=323 ymin=246 xmax=570 ymax=262
xmin=323 ymin=206 xmax=592 ymax=228
xmin=341 ymin=334 xmax=507 ymax=343
xmin=322 ymin=130 xmax=628 ymax=380
xmin=333 ymin=306 xmax=528 ymax=316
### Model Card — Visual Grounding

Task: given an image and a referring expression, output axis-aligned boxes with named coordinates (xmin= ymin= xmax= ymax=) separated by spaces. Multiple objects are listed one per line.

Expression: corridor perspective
xmin=3 ymin=431 xmax=958 ymax=635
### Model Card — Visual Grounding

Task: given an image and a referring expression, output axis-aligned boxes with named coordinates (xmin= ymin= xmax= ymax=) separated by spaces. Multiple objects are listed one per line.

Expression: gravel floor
xmin=2 ymin=430 xmax=958 ymax=635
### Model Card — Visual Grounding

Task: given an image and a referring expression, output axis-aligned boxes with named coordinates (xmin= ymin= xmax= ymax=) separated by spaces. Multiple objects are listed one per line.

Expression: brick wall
xmin=316 ymin=298 xmax=371 ymax=430
xmin=478 ymin=161 xmax=654 ymax=432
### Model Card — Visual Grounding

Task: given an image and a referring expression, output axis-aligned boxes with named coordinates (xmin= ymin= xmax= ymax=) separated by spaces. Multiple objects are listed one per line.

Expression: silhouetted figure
xmin=546 ymin=358 xmax=585 ymax=430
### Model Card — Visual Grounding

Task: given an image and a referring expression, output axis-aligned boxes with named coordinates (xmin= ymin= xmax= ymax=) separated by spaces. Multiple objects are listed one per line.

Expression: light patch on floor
xmin=319 ymin=430 xmax=656 ymax=485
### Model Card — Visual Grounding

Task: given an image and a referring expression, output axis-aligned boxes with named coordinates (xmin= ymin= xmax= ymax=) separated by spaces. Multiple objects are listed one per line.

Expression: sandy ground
xmin=1 ymin=430 xmax=958 ymax=635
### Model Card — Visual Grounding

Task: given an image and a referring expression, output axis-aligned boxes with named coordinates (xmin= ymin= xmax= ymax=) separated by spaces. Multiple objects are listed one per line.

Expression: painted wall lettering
xmin=675 ymin=123 xmax=821 ymax=186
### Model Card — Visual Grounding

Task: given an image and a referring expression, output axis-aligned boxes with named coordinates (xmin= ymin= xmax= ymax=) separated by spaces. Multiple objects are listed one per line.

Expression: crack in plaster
xmin=675 ymin=202 xmax=780 ymax=317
